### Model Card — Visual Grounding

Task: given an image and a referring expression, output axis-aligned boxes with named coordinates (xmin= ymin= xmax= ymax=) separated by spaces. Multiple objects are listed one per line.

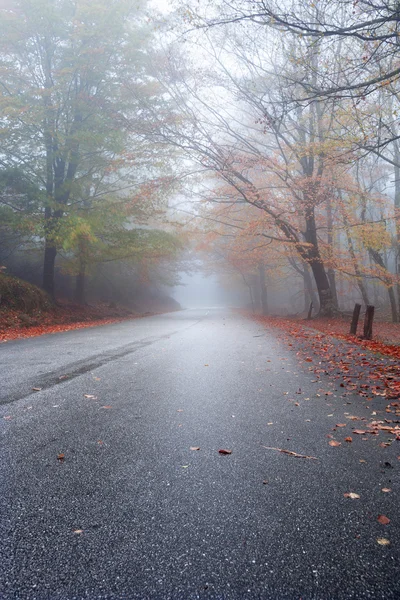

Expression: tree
xmin=0 ymin=0 xmax=172 ymax=298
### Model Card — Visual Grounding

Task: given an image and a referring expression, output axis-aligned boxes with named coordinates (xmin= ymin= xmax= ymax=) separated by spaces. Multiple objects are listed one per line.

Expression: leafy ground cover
xmin=253 ymin=314 xmax=400 ymax=444
xmin=0 ymin=301 xmax=138 ymax=343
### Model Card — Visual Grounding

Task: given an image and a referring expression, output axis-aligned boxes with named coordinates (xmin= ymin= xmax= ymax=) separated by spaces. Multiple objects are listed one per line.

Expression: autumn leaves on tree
xmin=0 ymin=0 xmax=181 ymax=302
xmin=1 ymin=0 xmax=399 ymax=319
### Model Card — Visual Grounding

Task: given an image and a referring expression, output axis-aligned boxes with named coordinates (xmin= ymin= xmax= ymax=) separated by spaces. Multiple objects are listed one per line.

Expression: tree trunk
xmin=326 ymin=196 xmax=338 ymax=308
xmin=258 ymin=263 xmax=268 ymax=316
xmin=42 ymin=241 xmax=57 ymax=299
xmin=327 ymin=268 xmax=338 ymax=309
xmin=345 ymin=225 xmax=369 ymax=306
xmin=75 ymin=271 xmax=86 ymax=305
xmin=309 ymin=259 xmax=335 ymax=317
xmin=303 ymin=206 xmax=334 ymax=316
xmin=393 ymin=140 xmax=400 ymax=313
xmin=75 ymin=236 xmax=88 ymax=304
xmin=303 ymin=264 xmax=319 ymax=312
xmin=369 ymin=248 xmax=398 ymax=323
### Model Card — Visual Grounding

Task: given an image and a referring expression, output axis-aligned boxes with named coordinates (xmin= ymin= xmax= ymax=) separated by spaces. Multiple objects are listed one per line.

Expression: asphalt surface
xmin=0 ymin=308 xmax=399 ymax=599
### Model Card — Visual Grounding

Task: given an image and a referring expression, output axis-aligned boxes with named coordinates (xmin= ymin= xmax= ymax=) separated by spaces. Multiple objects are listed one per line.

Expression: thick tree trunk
xmin=303 ymin=265 xmax=319 ymax=313
xmin=309 ymin=259 xmax=335 ymax=317
xmin=258 ymin=263 xmax=268 ymax=316
xmin=303 ymin=206 xmax=334 ymax=316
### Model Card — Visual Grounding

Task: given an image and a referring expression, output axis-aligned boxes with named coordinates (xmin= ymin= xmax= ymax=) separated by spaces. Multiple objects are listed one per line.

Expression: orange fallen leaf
xmin=101 ymin=405 xmax=112 ymax=409
xmin=218 ymin=449 xmax=232 ymax=455
xmin=336 ymin=424 xmax=347 ymax=427
xmin=377 ymin=514 xmax=390 ymax=525
xmin=352 ymin=430 xmax=367 ymax=435
xmin=381 ymin=488 xmax=392 ymax=493
xmin=57 ymin=453 xmax=65 ymax=461
xmin=345 ymin=437 xmax=353 ymax=443
xmin=329 ymin=440 xmax=341 ymax=447
xmin=190 ymin=446 xmax=200 ymax=451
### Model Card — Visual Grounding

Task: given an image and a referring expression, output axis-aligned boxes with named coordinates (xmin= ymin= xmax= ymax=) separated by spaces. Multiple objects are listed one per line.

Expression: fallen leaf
xmin=32 ymin=387 xmax=42 ymax=392
xmin=345 ymin=437 xmax=353 ymax=443
xmin=100 ymin=405 xmax=112 ymax=409
xmin=204 ymin=364 xmax=209 ymax=367
xmin=190 ymin=446 xmax=200 ymax=451
xmin=377 ymin=514 xmax=390 ymax=525
xmin=352 ymin=430 xmax=367 ymax=435
xmin=336 ymin=424 xmax=347 ymax=427
xmin=73 ymin=529 xmax=83 ymax=534
xmin=377 ymin=538 xmax=390 ymax=546
xmin=329 ymin=440 xmax=341 ymax=447
xmin=218 ymin=449 xmax=232 ymax=455
xmin=3 ymin=415 xmax=12 ymax=420
xmin=181 ymin=465 xmax=189 ymax=468
xmin=57 ymin=453 xmax=65 ymax=461
xmin=267 ymin=422 xmax=273 ymax=425
xmin=343 ymin=492 xmax=360 ymax=499
xmin=84 ymin=394 xmax=97 ymax=399
xmin=177 ymin=409 xmax=183 ymax=412
xmin=381 ymin=488 xmax=392 ymax=493
xmin=263 ymin=480 xmax=269 ymax=484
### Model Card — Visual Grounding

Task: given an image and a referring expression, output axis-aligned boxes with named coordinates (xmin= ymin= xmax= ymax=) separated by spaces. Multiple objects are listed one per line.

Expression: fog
xmin=172 ymin=272 xmax=246 ymax=309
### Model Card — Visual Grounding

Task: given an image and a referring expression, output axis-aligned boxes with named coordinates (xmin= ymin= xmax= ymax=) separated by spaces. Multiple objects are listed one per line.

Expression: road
xmin=1 ymin=308 xmax=399 ymax=599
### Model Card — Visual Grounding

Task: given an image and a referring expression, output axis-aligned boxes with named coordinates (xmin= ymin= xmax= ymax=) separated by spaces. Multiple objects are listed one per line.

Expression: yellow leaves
xmin=353 ymin=222 xmax=391 ymax=252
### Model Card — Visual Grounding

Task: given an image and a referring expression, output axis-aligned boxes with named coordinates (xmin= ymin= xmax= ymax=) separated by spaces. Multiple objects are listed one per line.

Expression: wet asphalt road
xmin=0 ymin=308 xmax=399 ymax=600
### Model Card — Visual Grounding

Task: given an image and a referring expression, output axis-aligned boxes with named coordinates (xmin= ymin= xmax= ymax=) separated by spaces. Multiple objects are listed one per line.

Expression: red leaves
xmin=377 ymin=515 xmax=390 ymax=525
xmin=218 ymin=449 xmax=232 ymax=455
xmin=0 ymin=302 xmax=138 ymax=343
xmin=57 ymin=453 xmax=65 ymax=462
xmin=329 ymin=440 xmax=341 ymax=447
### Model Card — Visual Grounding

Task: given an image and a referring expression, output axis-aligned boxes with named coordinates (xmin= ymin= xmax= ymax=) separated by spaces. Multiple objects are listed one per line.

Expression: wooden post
xmin=350 ymin=303 xmax=361 ymax=335
xmin=307 ymin=302 xmax=313 ymax=320
xmin=363 ymin=305 xmax=375 ymax=340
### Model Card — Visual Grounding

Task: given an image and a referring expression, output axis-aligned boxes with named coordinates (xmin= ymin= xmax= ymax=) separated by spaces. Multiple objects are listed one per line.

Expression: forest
xmin=1 ymin=0 xmax=399 ymax=324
